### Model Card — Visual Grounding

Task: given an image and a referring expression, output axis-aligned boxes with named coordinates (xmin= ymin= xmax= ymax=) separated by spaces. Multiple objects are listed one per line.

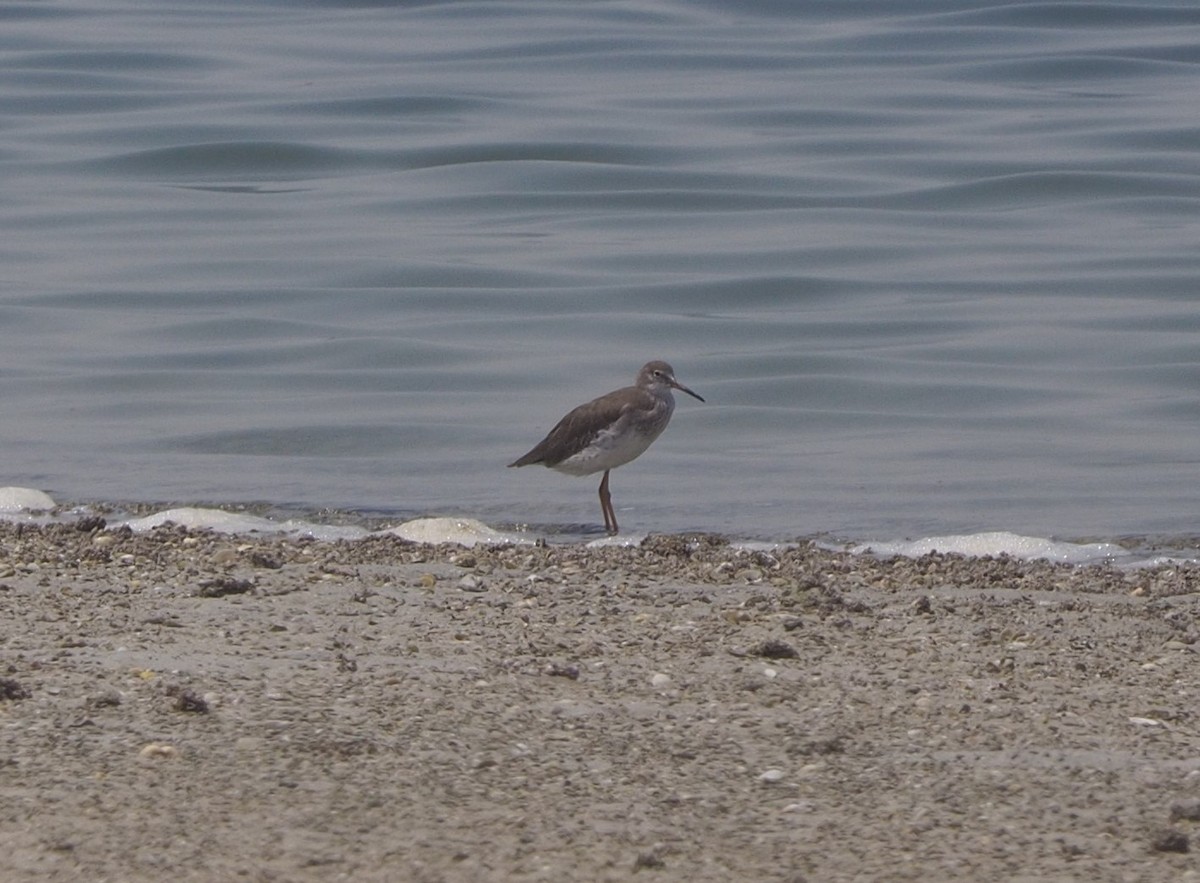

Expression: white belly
xmin=551 ymin=422 xmax=662 ymax=476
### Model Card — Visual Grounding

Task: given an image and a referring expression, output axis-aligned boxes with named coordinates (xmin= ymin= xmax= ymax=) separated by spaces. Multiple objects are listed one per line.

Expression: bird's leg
xmin=598 ymin=469 xmax=618 ymax=534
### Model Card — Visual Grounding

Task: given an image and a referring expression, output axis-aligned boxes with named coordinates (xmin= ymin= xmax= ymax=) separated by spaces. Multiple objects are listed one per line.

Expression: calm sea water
xmin=3 ymin=0 xmax=1200 ymax=543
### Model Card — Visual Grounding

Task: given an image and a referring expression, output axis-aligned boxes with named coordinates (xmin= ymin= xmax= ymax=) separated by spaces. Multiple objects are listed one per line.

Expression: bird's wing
xmin=510 ymin=387 xmax=645 ymax=467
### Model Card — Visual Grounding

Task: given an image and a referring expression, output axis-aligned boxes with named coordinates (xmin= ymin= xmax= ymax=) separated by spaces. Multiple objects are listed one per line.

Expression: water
xmin=3 ymin=0 xmax=1200 ymax=545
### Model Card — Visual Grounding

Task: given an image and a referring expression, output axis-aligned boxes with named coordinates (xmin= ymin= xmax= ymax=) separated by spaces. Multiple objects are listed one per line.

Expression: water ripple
xmin=2 ymin=0 xmax=1200 ymax=539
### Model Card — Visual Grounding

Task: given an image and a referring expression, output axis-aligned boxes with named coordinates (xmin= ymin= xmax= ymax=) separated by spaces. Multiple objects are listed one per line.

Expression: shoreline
xmin=5 ymin=486 xmax=1200 ymax=560
xmin=2 ymin=520 xmax=1199 ymax=881
xmin=9 ymin=495 xmax=1200 ymax=567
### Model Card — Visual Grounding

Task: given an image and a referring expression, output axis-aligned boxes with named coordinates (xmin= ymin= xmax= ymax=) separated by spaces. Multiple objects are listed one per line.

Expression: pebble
xmin=750 ymin=639 xmax=799 ymax=659
xmin=458 ymin=575 xmax=484 ymax=592
xmin=1171 ymin=799 xmax=1200 ymax=822
xmin=1152 ymin=830 xmax=1189 ymax=854
xmin=758 ymin=768 xmax=785 ymax=783
xmin=139 ymin=743 xmax=179 ymax=759
xmin=87 ymin=689 xmax=123 ymax=708
xmin=1128 ymin=716 xmax=1164 ymax=727
xmin=650 ymin=672 xmax=671 ymax=688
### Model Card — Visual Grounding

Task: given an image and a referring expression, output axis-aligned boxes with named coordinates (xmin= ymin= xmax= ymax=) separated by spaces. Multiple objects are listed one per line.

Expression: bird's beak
xmin=671 ymin=378 xmax=705 ymax=403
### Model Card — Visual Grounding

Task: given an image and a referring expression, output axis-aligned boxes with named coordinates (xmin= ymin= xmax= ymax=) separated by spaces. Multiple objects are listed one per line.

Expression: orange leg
xmin=598 ymin=469 xmax=618 ymax=534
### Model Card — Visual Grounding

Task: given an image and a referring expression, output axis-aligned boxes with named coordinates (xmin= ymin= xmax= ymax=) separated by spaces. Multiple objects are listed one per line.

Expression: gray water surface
xmin=3 ymin=1 xmax=1200 ymax=541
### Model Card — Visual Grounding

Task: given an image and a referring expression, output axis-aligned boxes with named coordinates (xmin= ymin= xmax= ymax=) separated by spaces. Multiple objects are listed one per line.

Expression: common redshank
xmin=508 ymin=360 xmax=704 ymax=534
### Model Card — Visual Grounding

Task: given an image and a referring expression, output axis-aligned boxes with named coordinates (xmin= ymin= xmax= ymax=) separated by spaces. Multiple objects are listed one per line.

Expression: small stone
xmin=633 ymin=847 xmax=666 ymax=870
xmin=249 ymin=551 xmax=282 ymax=569
xmin=210 ymin=548 xmax=239 ymax=566
xmin=458 ymin=575 xmax=485 ymax=592
xmin=196 ymin=577 xmax=253 ymax=598
xmin=139 ymin=743 xmax=179 ymax=759
xmin=1152 ymin=830 xmax=1189 ymax=853
xmin=1128 ymin=716 xmax=1165 ymax=727
xmin=170 ymin=688 xmax=209 ymax=714
xmin=91 ymin=534 xmax=117 ymax=548
xmin=782 ymin=801 xmax=813 ymax=812
xmin=750 ymin=639 xmax=798 ymax=659
xmin=758 ymin=768 xmax=786 ymax=783
xmin=1170 ymin=799 xmax=1200 ymax=822
xmin=0 ymin=678 xmax=31 ymax=701
xmin=650 ymin=672 xmax=671 ymax=688
xmin=87 ymin=689 xmax=122 ymax=709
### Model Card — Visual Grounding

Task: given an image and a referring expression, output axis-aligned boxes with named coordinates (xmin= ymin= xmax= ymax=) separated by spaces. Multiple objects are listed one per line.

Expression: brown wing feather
xmin=508 ymin=387 xmax=645 ymax=467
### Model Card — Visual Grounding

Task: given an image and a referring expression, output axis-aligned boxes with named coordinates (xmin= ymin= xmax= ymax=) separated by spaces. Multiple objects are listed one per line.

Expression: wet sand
xmin=2 ymin=521 xmax=1199 ymax=882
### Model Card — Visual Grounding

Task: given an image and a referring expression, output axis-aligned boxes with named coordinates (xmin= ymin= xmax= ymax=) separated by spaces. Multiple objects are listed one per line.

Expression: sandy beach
xmin=2 ymin=520 xmax=1199 ymax=881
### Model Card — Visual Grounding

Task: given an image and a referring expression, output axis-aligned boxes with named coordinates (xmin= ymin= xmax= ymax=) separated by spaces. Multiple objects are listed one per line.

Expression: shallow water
xmin=3 ymin=1 xmax=1200 ymax=543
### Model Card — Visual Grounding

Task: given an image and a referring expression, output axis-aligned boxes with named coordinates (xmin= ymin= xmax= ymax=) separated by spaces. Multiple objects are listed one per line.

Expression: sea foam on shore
xmin=4 ymin=486 xmax=1195 ymax=567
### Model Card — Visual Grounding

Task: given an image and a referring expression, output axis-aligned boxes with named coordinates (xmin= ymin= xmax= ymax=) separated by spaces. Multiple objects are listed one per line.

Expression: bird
xmin=508 ymin=360 xmax=704 ymax=534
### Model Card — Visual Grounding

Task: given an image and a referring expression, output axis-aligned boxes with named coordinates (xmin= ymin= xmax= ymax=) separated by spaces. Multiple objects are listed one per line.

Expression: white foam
xmin=585 ymin=533 xmax=647 ymax=548
xmin=115 ymin=509 xmax=523 ymax=546
xmin=124 ymin=507 xmax=281 ymax=533
xmin=121 ymin=507 xmax=367 ymax=541
xmin=854 ymin=530 xmax=1128 ymax=565
xmin=733 ymin=540 xmax=795 ymax=553
xmin=1 ymin=486 xmax=1185 ymax=567
xmin=0 ymin=487 xmax=57 ymax=512
xmin=1123 ymin=553 xmax=1200 ymax=570
xmin=384 ymin=517 xmax=528 ymax=547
